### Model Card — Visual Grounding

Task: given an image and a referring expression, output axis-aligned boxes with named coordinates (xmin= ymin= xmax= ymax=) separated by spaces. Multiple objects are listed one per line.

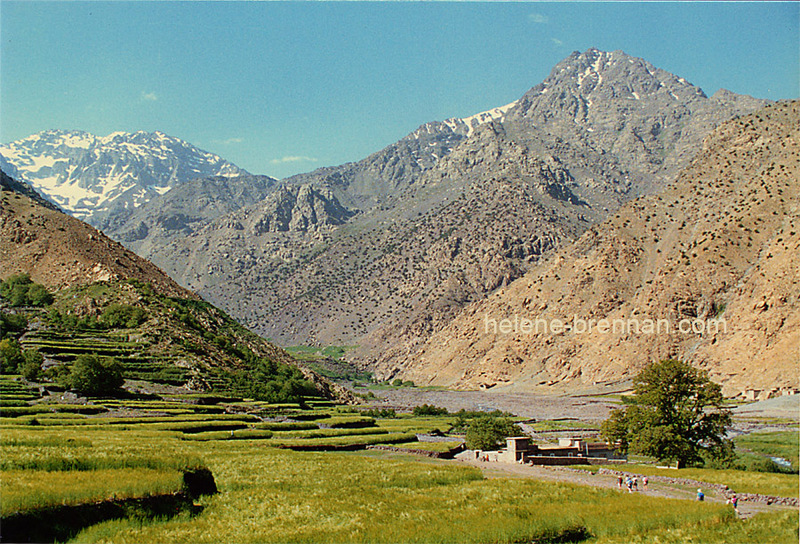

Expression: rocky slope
xmin=0 ymin=169 xmax=353 ymax=402
xmin=399 ymin=101 xmax=798 ymax=396
xmin=1 ymin=169 xmax=195 ymax=298
xmin=97 ymin=174 xmax=279 ymax=258
xmin=143 ymin=49 xmax=767 ymax=371
xmin=0 ymin=130 xmax=245 ymax=223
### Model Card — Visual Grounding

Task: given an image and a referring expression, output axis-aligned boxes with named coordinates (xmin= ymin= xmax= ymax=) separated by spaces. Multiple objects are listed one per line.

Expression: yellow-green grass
xmin=0 ymin=413 xmax=259 ymax=428
xmin=1 ymin=468 xmax=184 ymax=515
xmin=270 ymin=427 xmax=392 ymax=440
xmin=375 ymin=416 xmax=453 ymax=434
xmin=529 ymin=419 xmax=600 ymax=432
xmin=69 ymin=443 xmax=769 ymax=544
xmin=735 ymin=430 xmax=799 ymax=468
xmin=270 ymin=431 xmax=418 ymax=449
xmin=610 ymin=464 xmax=799 ymax=499
xmin=1 ymin=423 xmax=796 ymax=544
xmin=383 ymin=440 xmax=464 ymax=453
xmin=181 ymin=429 xmax=275 ymax=441
xmin=252 ymin=421 xmax=319 ymax=431
xmin=0 ymin=427 xmax=201 ymax=472
xmin=591 ymin=510 xmax=799 ymax=544
xmin=0 ymin=404 xmax=108 ymax=417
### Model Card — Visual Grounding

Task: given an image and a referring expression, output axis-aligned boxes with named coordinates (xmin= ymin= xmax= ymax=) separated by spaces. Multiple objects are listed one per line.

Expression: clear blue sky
xmin=2 ymin=1 xmax=798 ymax=179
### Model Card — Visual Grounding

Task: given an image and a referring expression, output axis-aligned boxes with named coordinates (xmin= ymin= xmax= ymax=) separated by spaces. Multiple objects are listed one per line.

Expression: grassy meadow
xmin=0 ymin=373 xmax=798 ymax=543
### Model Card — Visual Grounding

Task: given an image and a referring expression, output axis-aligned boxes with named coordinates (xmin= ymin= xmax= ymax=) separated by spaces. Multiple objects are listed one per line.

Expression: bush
xmin=412 ymin=404 xmax=449 ymax=416
xmin=0 ymin=338 xmax=24 ymax=374
xmin=465 ymin=417 xmax=520 ymax=450
xmin=99 ymin=304 xmax=147 ymax=329
xmin=20 ymin=349 xmax=43 ymax=381
xmin=0 ymin=274 xmax=53 ymax=307
xmin=63 ymin=354 xmax=124 ymax=396
xmin=0 ymin=313 xmax=27 ymax=339
xmin=361 ymin=408 xmax=397 ymax=418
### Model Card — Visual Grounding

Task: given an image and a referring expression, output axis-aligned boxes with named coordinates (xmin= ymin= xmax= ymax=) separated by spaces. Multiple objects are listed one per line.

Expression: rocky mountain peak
xmin=0 ymin=129 xmax=247 ymax=223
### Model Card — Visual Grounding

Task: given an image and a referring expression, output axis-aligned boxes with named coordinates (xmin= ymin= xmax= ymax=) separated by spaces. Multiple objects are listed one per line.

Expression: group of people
xmin=612 ymin=474 xmax=741 ymax=514
xmin=617 ymin=475 xmax=648 ymax=492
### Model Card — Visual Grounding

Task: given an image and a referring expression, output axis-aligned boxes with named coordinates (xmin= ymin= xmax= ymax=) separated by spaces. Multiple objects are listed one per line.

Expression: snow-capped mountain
xmin=0 ymin=130 xmax=246 ymax=223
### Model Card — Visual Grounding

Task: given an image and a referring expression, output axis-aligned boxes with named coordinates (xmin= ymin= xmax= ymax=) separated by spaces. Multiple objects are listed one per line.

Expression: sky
xmin=1 ymin=2 xmax=798 ymax=180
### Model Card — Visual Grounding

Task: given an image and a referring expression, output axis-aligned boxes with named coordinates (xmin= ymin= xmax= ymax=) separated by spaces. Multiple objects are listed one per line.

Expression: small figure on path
xmin=643 ymin=476 xmax=648 ymax=490
xmin=633 ymin=477 xmax=639 ymax=491
xmin=731 ymin=495 xmax=739 ymax=514
xmin=617 ymin=476 xmax=623 ymax=489
xmin=696 ymin=488 xmax=705 ymax=502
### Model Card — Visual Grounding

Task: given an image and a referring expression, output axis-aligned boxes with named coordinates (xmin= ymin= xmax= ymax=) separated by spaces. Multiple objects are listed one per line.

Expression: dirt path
xmin=452 ymin=457 xmax=787 ymax=520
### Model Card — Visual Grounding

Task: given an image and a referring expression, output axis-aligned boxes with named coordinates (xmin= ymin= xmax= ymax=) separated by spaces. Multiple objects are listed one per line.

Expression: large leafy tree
xmin=465 ymin=416 xmax=520 ymax=450
xmin=601 ymin=359 xmax=732 ymax=467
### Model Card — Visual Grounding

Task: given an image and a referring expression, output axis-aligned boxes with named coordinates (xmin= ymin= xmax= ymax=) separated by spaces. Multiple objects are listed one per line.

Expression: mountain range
xmin=400 ymin=101 xmax=799 ymax=396
xmin=0 ymin=130 xmax=246 ymax=223
xmin=2 ymin=47 xmax=787 ymax=396
xmin=120 ymin=49 xmax=768 ymax=375
xmin=0 ymin=169 xmax=352 ymax=402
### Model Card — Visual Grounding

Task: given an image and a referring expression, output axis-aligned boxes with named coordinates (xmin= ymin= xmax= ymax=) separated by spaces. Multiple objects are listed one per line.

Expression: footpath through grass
xmin=599 ymin=464 xmax=800 ymax=499
xmin=71 ymin=442 xmax=782 ymax=544
xmin=1 ymin=394 xmax=798 ymax=544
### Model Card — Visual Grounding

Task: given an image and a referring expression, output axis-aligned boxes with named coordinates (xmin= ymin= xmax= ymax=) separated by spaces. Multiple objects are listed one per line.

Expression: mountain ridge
xmin=132 ymin=48 xmax=770 ymax=384
xmin=397 ymin=100 xmax=799 ymax=396
xmin=0 ymin=130 xmax=246 ymax=223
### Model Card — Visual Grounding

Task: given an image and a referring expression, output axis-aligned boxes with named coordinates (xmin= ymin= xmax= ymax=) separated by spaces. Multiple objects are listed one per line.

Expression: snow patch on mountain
xmin=0 ymin=130 xmax=246 ymax=222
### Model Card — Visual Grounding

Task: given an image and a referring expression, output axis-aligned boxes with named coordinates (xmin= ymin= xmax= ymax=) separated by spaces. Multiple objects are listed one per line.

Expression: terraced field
xmin=1 ymin=373 xmax=797 ymax=544
xmin=22 ymin=330 xmax=190 ymax=385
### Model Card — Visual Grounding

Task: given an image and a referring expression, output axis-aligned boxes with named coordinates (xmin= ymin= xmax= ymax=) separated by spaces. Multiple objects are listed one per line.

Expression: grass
xmin=735 ymin=430 xmax=799 ymax=469
xmin=529 ymin=418 xmax=600 ymax=432
xmin=68 ymin=443 xmax=782 ymax=544
xmin=591 ymin=510 xmax=799 ymax=544
xmin=270 ymin=431 xmax=418 ymax=449
xmin=1 ymin=468 xmax=184 ymax=515
xmin=380 ymin=440 xmax=464 ymax=453
xmin=0 ymin=402 xmax=796 ymax=544
xmin=609 ymin=464 xmax=799 ymax=499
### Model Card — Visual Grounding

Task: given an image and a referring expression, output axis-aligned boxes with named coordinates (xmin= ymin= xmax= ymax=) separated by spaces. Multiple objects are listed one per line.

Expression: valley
xmin=1 ymin=10 xmax=798 ymax=541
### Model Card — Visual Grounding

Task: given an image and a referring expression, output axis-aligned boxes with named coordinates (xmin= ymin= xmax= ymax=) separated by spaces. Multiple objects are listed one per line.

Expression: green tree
xmin=412 ymin=404 xmax=449 ymax=416
xmin=20 ymin=349 xmax=43 ymax=381
xmin=64 ymin=354 xmax=124 ymax=396
xmin=465 ymin=416 xmax=520 ymax=450
xmin=0 ymin=274 xmax=53 ymax=307
xmin=600 ymin=359 xmax=732 ymax=468
xmin=0 ymin=338 xmax=24 ymax=374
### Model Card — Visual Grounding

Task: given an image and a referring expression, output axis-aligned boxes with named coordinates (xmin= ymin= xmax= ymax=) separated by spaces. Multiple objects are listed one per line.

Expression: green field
xmin=1 ymin=388 xmax=798 ymax=544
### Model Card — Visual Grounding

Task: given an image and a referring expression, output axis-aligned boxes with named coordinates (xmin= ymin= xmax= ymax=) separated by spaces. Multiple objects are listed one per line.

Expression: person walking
xmin=697 ymin=489 xmax=705 ymax=501
xmin=731 ymin=495 xmax=739 ymax=514
xmin=618 ymin=475 xmax=623 ymax=489
xmin=643 ymin=476 xmax=648 ymax=490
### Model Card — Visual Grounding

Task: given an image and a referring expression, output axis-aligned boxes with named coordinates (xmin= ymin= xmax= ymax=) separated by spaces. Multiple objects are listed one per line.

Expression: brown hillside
xmin=1 ymin=171 xmax=196 ymax=299
xmin=398 ymin=101 xmax=799 ymax=396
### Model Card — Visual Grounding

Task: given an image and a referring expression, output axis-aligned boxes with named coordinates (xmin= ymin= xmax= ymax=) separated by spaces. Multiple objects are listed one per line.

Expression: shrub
xmin=63 ymin=354 xmax=124 ymax=396
xmin=99 ymin=304 xmax=147 ymax=329
xmin=412 ymin=404 xmax=449 ymax=416
xmin=20 ymin=349 xmax=43 ymax=381
xmin=361 ymin=408 xmax=397 ymax=418
xmin=0 ymin=313 xmax=27 ymax=339
xmin=0 ymin=274 xmax=53 ymax=307
xmin=0 ymin=338 xmax=24 ymax=374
